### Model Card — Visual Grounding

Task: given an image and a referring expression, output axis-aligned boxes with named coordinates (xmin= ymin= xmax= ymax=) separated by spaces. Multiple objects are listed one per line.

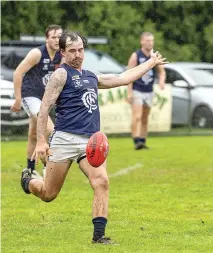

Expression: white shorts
xmin=132 ymin=90 xmax=154 ymax=107
xmin=48 ymin=131 xmax=88 ymax=163
xmin=22 ymin=97 xmax=41 ymax=117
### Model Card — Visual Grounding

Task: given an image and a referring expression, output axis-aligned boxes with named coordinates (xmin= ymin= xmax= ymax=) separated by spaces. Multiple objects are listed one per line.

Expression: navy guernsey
xmin=132 ymin=50 xmax=156 ymax=93
xmin=55 ymin=63 xmax=100 ymax=137
xmin=21 ymin=45 xmax=61 ymax=99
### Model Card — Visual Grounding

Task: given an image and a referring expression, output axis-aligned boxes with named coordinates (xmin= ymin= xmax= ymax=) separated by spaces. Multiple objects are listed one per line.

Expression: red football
xmin=86 ymin=131 xmax=109 ymax=167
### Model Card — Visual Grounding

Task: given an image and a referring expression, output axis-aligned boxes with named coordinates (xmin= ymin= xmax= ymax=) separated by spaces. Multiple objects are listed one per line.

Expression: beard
xmin=71 ymin=58 xmax=83 ymax=68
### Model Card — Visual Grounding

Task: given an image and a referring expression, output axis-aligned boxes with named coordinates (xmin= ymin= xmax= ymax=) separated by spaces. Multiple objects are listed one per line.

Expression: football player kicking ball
xmin=21 ymin=31 xmax=168 ymax=244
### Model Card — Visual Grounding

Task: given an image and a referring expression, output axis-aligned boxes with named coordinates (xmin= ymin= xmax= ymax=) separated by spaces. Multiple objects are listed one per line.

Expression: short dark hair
xmin=59 ymin=31 xmax=88 ymax=51
xmin=45 ymin=24 xmax=62 ymax=38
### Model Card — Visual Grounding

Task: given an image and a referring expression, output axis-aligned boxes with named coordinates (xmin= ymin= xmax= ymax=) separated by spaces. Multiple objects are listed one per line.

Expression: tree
xmin=1 ymin=1 xmax=64 ymax=40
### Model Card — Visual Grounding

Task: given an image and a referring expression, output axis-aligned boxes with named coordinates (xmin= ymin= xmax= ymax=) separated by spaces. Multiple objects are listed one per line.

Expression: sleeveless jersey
xmin=132 ymin=50 xmax=156 ymax=93
xmin=54 ymin=63 xmax=100 ymax=137
xmin=21 ymin=45 xmax=62 ymax=99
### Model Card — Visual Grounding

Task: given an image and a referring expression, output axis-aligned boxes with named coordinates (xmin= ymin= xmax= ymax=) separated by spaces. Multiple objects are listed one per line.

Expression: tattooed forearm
xmin=37 ymin=68 xmax=67 ymax=142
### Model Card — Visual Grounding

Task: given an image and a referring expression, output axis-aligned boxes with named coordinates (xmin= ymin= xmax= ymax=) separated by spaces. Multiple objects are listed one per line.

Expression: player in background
xmin=127 ymin=32 xmax=166 ymax=149
xmin=11 ymin=25 xmax=63 ymax=177
xmin=20 ymin=31 xmax=168 ymax=244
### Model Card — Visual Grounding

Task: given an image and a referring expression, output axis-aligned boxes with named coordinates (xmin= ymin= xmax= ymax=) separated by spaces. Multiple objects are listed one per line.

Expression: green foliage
xmin=1 ymin=1 xmax=64 ymax=40
xmin=1 ymin=1 xmax=213 ymax=63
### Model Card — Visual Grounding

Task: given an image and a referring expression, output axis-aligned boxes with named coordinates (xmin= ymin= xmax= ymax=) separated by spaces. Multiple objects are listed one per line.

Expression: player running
xmin=11 ymin=25 xmax=62 ymax=178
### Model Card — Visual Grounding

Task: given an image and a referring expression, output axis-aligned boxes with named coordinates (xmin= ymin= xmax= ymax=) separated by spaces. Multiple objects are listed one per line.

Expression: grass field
xmin=1 ymin=136 xmax=213 ymax=253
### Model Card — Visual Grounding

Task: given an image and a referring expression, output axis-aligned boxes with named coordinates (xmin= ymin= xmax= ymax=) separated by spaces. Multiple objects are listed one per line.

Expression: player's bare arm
xmin=98 ymin=50 xmax=168 ymax=89
xmin=32 ymin=68 xmax=67 ymax=164
xmin=127 ymin=52 xmax=138 ymax=103
xmin=155 ymin=64 xmax=166 ymax=90
xmin=11 ymin=48 xmax=42 ymax=112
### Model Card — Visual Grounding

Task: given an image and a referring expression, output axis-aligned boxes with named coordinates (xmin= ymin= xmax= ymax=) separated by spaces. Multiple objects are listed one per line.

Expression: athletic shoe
xmin=134 ymin=143 xmax=143 ymax=150
xmin=21 ymin=168 xmax=32 ymax=194
xmin=92 ymin=236 xmax=118 ymax=245
xmin=141 ymin=144 xmax=149 ymax=149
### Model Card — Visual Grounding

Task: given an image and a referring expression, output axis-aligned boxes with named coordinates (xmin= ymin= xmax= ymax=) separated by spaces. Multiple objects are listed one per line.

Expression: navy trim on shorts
xmin=77 ymin=155 xmax=86 ymax=164
xmin=48 ymin=130 xmax=56 ymax=147
xmin=22 ymin=98 xmax=31 ymax=117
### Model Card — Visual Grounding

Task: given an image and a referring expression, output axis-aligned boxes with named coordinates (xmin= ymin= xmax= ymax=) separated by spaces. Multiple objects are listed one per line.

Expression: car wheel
xmin=192 ymin=106 xmax=213 ymax=128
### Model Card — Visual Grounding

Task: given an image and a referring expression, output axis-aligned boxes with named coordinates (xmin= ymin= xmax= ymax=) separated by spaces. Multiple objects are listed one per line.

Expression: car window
xmin=166 ymin=69 xmax=185 ymax=84
xmin=3 ymin=52 xmax=25 ymax=70
xmin=83 ymin=50 xmax=124 ymax=73
xmin=185 ymin=68 xmax=213 ymax=86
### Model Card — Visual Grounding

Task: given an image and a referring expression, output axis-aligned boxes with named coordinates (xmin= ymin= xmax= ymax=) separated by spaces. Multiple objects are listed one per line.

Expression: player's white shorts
xmin=132 ymin=90 xmax=154 ymax=107
xmin=22 ymin=97 xmax=41 ymax=117
xmin=48 ymin=131 xmax=88 ymax=163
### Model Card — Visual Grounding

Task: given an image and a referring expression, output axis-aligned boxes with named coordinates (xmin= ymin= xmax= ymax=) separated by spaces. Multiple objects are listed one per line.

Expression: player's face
xmin=62 ymin=37 xmax=84 ymax=69
xmin=140 ymin=35 xmax=154 ymax=51
xmin=46 ymin=29 xmax=62 ymax=51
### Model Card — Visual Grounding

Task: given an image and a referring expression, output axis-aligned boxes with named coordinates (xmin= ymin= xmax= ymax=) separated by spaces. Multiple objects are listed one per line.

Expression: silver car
xmin=165 ymin=63 xmax=213 ymax=128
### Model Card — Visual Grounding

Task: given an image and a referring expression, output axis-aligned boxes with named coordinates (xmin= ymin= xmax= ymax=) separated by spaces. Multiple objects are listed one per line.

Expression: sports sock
xmin=139 ymin=138 xmax=146 ymax=144
xmin=92 ymin=217 xmax=107 ymax=240
xmin=133 ymin=137 xmax=141 ymax=144
xmin=27 ymin=159 xmax=35 ymax=170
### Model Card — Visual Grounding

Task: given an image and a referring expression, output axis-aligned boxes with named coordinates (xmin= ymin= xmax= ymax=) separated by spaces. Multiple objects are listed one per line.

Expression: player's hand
xmin=11 ymin=99 xmax=22 ymax=112
xmin=126 ymin=93 xmax=133 ymax=104
xmin=31 ymin=142 xmax=51 ymax=165
xmin=150 ymin=49 xmax=168 ymax=65
xmin=159 ymin=83 xmax=165 ymax=90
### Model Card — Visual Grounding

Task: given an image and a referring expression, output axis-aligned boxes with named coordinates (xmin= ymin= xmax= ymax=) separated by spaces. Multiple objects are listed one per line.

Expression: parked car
xmin=0 ymin=79 xmax=29 ymax=134
xmin=165 ymin=62 xmax=213 ymax=128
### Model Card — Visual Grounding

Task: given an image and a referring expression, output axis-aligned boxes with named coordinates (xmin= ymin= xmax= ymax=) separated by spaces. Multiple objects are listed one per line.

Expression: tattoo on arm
xmin=37 ymin=68 xmax=67 ymax=141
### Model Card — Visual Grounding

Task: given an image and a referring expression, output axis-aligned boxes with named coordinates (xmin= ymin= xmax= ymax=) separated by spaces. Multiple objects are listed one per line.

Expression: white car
xmin=0 ymin=79 xmax=29 ymax=133
xmin=165 ymin=62 xmax=213 ymax=128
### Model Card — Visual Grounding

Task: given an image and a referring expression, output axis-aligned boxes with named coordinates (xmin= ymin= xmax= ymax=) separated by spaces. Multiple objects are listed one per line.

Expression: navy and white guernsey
xmin=55 ymin=63 xmax=100 ymax=137
xmin=21 ymin=45 xmax=62 ymax=100
xmin=133 ymin=50 xmax=156 ymax=93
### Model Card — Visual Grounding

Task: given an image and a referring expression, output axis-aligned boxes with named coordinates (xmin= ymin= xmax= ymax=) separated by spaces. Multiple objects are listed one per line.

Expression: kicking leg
xmin=21 ymin=160 xmax=71 ymax=202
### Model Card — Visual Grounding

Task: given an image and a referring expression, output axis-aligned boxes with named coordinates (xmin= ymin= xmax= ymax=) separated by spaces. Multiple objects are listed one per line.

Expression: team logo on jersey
xmin=74 ymin=80 xmax=83 ymax=88
xmin=139 ymin=57 xmax=146 ymax=63
xmin=72 ymin=75 xmax=83 ymax=88
xmin=43 ymin=59 xmax=50 ymax=63
xmin=43 ymin=64 xmax=48 ymax=70
xmin=82 ymin=89 xmax=97 ymax=113
xmin=42 ymin=73 xmax=52 ymax=86
xmin=72 ymin=75 xmax=80 ymax=80
xmin=141 ymin=69 xmax=154 ymax=85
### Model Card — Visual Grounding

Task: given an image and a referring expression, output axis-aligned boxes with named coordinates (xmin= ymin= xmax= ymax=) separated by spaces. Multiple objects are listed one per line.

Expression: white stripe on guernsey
xmin=109 ymin=163 xmax=142 ymax=178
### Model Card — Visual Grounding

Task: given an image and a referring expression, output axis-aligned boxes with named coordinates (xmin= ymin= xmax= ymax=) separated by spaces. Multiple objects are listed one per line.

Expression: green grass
xmin=1 ymin=136 xmax=213 ymax=253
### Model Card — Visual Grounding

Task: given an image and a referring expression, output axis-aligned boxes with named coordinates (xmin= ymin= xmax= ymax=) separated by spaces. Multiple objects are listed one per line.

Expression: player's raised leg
xmin=79 ymin=159 xmax=113 ymax=244
xmin=21 ymin=160 xmax=71 ymax=202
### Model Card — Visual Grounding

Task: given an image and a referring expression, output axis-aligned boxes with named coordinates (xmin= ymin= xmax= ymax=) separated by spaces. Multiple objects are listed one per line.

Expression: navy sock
xmin=133 ymin=137 xmax=141 ymax=144
xmin=27 ymin=159 xmax=35 ymax=170
xmin=139 ymin=138 xmax=146 ymax=144
xmin=92 ymin=217 xmax=107 ymax=240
